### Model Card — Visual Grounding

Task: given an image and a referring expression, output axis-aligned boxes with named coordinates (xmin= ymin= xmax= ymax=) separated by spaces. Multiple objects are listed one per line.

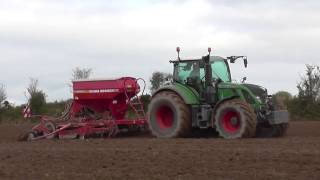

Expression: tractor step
xmin=191 ymin=105 xmax=211 ymax=129
xmin=198 ymin=120 xmax=209 ymax=129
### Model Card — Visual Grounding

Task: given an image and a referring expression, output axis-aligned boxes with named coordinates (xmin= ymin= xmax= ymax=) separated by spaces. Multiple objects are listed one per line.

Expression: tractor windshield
xmin=176 ymin=61 xmax=199 ymax=83
xmin=175 ymin=57 xmax=231 ymax=83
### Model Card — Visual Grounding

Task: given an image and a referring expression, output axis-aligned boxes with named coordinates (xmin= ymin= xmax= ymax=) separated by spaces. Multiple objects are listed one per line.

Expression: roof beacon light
xmin=176 ymin=47 xmax=181 ymax=61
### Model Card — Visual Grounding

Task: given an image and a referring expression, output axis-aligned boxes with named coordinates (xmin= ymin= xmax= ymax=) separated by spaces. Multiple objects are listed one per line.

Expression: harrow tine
xmin=31 ymin=123 xmax=72 ymax=141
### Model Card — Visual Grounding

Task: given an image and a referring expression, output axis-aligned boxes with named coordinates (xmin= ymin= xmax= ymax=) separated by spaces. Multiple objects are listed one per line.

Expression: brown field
xmin=0 ymin=121 xmax=319 ymax=180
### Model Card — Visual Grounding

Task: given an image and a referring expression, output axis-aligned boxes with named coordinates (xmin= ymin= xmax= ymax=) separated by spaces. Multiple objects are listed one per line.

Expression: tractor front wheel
xmin=147 ymin=91 xmax=191 ymax=138
xmin=214 ymin=99 xmax=257 ymax=139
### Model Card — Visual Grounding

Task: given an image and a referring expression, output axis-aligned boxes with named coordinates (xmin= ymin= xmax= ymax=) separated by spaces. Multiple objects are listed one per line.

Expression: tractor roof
xmin=170 ymin=56 xmax=226 ymax=63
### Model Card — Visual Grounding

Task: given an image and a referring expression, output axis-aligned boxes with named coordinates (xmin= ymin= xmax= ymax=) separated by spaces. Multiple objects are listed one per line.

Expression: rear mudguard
xmin=152 ymin=83 xmax=200 ymax=105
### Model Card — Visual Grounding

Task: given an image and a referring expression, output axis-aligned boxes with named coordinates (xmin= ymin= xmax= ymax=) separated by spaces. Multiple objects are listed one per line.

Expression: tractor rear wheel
xmin=147 ymin=91 xmax=191 ymax=138
xmin=214 ymin=99 xmax=257 ymax=139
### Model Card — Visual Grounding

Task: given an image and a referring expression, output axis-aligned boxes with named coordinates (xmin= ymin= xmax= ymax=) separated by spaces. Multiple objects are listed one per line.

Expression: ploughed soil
xmin=0 ymin=121 xmax=319 ymax=180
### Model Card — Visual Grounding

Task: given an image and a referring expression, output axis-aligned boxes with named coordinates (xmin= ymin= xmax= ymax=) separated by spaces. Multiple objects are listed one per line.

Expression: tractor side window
xmin=211 ymin=61 xmax=231 ymax=82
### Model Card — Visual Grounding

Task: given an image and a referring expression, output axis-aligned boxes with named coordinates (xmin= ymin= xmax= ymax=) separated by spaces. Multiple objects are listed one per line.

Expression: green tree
xmin=150 ymin=72 xmax=172 ymax=93
xmin=69 ymin=67 xmax=93 ymax=92
xmin=273 ymin=91 xmax=292 ymax=110
xmin=297 ymin=64 xmax=320 ymax=103
xmin=140 ymin=94 xmax=151 ymax=110
xmin=27 ymin=78 xmax=46 ymax=115
xmin=72 ymin=67 xmax=92 ymax=80
xmin=3 ymin=101 xmax=10 ymax=109
xmin=0 ymin=84 xmax=6 ymax=108
xmin=287 ymin=64 xmax=320 ymax=120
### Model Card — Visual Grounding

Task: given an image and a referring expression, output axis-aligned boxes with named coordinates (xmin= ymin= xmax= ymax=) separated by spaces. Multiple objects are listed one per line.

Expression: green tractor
xmin=147 ymin=47 xmax=289 ymax=139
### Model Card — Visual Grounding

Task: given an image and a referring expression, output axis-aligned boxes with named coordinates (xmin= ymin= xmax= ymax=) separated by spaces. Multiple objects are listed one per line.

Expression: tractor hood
xmin=217 ymin=82 xmax=264 ymax=106
xmin=242 ymin=83 xmax=268 ymax=103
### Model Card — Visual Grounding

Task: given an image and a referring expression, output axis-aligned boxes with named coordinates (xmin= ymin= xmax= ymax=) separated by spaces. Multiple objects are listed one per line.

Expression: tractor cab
xmin=170 ymin=47 xmax=247 ymax=104
xmin=173 ymin=56 xmax=231 ymax=84
xmin=171 ymin=48 xmax=247 ymax=86
xmin=171 ymin=57 xmax=231 ymax=103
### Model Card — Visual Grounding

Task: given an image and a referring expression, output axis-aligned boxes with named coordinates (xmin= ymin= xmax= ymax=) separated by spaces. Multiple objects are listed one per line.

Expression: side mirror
xmin=241 ymin=77 xmax=247 ymax=83
xmin=244 ymin=57 xmax=248 ymax=68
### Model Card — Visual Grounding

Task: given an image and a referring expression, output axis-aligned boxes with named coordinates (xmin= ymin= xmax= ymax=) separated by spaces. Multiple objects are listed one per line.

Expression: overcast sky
xmin=0 ymin=0 xmax=319 ymax=105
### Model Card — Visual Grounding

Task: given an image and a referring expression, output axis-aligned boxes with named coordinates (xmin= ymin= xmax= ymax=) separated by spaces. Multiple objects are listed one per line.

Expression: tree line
xmin=287 ymin=65 xmax=320 ymax=119
xmin=0 ymin=65 xmax=319 ymax=123
xmin=0 ymin=67 xmax=92 ymax=123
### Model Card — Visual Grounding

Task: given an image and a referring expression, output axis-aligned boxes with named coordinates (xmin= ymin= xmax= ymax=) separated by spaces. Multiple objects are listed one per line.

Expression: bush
xmin=288 ymin=98 xmax=320 ymax=120
xmin=273 ymin=91 xmax=292 ymax=110
xmin=286 ymin=64 xmax=320 ymax=120
xmin=29 ymin=91 xmax=46 ymax=115
xmin=0 ymin=105 xmax=24 ymax=123
xmin=42 ymin=100 xmax=69 ymax=116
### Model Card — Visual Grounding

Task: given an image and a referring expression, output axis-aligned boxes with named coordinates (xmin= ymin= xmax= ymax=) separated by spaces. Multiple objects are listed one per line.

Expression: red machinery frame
xmin=24 ymin=77 xmax=147 ymax=141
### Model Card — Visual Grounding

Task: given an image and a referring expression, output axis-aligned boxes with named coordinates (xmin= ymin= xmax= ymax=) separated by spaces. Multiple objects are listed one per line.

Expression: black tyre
xmin=147 ymin=91 xmax=191 ymax=138
xmin=214 ymin=99 xmax=257 ymax=139
xmin=26 ymin=132 xmax=36 ymax=141
xmin=256 ymin=123 xmax=289 ymax=138
xmin=18 ymin=131 xmax=37 ymax=141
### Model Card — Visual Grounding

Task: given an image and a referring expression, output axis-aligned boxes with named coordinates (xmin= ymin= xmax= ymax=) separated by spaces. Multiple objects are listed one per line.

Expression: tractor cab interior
xmin=173 ymin=57 xmax=231 ymax=92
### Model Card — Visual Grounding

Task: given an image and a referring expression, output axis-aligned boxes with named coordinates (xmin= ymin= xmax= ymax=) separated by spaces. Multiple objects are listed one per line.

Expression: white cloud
xmin=0 ymin=0 xmax=319 ymax=104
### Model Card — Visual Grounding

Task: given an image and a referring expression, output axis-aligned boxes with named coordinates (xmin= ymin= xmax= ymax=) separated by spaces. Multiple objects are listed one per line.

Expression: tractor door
xmin=174 ymin=61 xmax=204 ymax=93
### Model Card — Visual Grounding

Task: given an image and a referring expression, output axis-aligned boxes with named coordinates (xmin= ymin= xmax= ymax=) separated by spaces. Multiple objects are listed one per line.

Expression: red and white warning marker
xmin=22 ymin=105 xmax=32 ymax=119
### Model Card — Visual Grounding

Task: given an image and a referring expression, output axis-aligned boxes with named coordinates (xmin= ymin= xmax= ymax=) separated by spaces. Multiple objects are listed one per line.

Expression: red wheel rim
xmin=222 ymin=111 xmax=241 ymax=133
xmin=156 ymin=105 xmax=174 ymax=129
